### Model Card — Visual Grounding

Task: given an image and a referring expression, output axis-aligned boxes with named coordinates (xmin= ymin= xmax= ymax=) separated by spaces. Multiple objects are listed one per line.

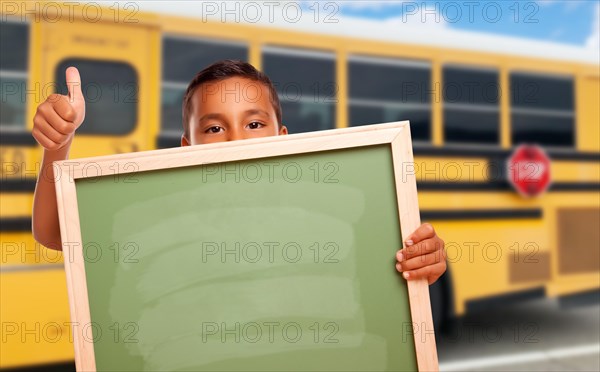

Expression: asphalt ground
xmin=438 ymin=298 xmax=600 ymax=372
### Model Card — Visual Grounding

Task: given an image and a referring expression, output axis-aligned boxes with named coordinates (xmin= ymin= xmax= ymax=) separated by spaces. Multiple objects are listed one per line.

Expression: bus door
xmin=0 ymin=13 xmax=157 ymax=368
xmin=41 ymin=16 xmax=157 ymax=158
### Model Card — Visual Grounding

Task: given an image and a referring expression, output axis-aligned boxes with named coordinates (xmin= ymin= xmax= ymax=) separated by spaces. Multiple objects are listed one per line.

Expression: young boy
xmin=32 ymin=60 xmax=446 ymax=285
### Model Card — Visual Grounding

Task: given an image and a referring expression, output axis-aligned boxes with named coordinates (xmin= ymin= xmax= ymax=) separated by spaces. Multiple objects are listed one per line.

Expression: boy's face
xmin=182 ymin=77 xmax=287 ymax=146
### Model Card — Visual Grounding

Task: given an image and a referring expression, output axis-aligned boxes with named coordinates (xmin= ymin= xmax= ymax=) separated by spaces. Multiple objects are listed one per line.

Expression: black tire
xmin=429 ymin=262 xmax=454 ymax=335
xmin=429 ymin=275 xmax=445 ymax=331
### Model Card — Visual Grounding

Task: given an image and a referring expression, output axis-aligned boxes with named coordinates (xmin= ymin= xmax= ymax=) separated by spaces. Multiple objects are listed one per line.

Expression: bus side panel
xmin=0 ymin=269 xmax=73 ymax=368
xmin=577 ymin=76 xmax=600 ymax=152
xmin=426 ymin=217 xmax=550 ymax=316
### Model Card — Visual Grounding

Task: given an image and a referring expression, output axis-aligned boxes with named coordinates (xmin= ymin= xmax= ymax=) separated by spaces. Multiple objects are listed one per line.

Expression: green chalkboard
xmin=75 ymin=144 xmax=416 ymax=371
xmin=57 ymin=123 xmax=437 ymax=371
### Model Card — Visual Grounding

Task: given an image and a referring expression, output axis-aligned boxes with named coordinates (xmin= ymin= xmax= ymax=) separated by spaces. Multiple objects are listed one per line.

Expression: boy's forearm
xmin=32 ymin=143 xmax=71 ymax=250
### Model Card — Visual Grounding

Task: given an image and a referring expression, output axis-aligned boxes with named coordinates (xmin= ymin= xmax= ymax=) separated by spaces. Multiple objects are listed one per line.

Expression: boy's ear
xmin=279 ymin=124 xmax=288 ymax=135
xmin=181 ymin=135 xmax=191 ymax=146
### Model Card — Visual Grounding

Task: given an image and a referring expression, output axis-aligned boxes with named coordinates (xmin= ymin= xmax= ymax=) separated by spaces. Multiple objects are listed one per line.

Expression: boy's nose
xmin=227 ymin=127 xmax=245 ymax=141
xmin=227 ymin=133 xmax=242 ymax=141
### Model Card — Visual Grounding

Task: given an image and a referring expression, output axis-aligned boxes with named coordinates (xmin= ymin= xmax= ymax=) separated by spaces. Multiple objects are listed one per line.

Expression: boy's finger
xmin=52 ymin=95 xmax=77 ymax=124
xmin=65 ymin=66 xmax=83 ymax=102
xmin=32 ymin=127 xmax=59 ymax=151
xmin=35 ymin=116 xmax=69 ymax=144
xmin=402 ymin=262 xmax=446 ymax=284
xmin=404 ymin=223 xmax=436 ymax=246
xmin=399 ymin=239 xmax=444 ymax=261
xmin=44 ymin=103 xmax=75 ymax=135
xmin=398 ymin=252 xmax=442 ymax=271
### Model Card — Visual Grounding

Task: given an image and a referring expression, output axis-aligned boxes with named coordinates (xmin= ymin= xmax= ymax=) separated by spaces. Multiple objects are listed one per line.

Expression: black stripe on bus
xmin=0 ymin=178 xmax=37 ymax=193
xmin=466 ymin=287 xmax=546 ymax=313
xmin=0 ymin=361 xmax=75 ymax=372
xmin=0 ymin=131 xmax=37 ymax=146
xmin=157 ymin=134 xmax=600 ymax=162
xmin=157 ymin=134 xmax=180 ymax=149
xmin=414 ymin=145 xmax=508 ymax=158
xmin=551 ymin=182 xmax=600 ymax=191
xmin=413 ymin=144 xmax=600 ymax=162
xmin=418 ymin=181 xmax=510 ymax=191
xmin=421 ymin=209 xmax=542 ymax=221
xmin=0 ymin=176 xmax=594 ymax=196
xmin=546 ymin=151 xmax=600 ymax=162
xmin=0 ymin=217 xmax=31 ymax=232
xmin=418 ymin=181 xmax=599 ymax=192
xmin=1 ymin=178 xmax=594 ymax=194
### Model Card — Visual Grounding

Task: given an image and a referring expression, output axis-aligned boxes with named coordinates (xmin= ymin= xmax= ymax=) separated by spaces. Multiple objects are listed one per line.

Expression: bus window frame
xmin=0 ymin=17 xmax=30 ymax=133
xmin=442 ymin=63 xmax=501 ymax=146
xmin=262 ymin=45 xmax=337 ymax=133
xmin=347 ymin=54 xmax=432 ymax=142
xmin=53 ymin=57 xmax=140 ymax=137
xmin=160 ymin=33 xmax=249 ymax=137
xmin=509 ymin=70 xmax=576 ymax=150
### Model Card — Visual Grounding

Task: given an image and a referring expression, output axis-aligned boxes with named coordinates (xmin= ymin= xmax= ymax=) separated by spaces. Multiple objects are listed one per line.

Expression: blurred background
xmin=1 ymin=0 xmax=598 ymax=370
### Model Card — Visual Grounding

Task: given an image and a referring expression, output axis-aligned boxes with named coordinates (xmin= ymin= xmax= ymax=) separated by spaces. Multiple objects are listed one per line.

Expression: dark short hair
xmin=181 ymin=60 xmax=282 ymax=139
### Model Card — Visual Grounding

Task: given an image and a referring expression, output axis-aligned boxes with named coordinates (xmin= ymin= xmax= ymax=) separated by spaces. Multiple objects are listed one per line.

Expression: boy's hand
xmin=32 ymin=67 xmax=85 ymax=151
xmin=396 ymin=223 xmax=446 ymax=285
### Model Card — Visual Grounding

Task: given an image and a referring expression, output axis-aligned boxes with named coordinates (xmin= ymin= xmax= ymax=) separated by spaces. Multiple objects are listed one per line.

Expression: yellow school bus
xmin=1 ymin=2 xmax=598 ymax=368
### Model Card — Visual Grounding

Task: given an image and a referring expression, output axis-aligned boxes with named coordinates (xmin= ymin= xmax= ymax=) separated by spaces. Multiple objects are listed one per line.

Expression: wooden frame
xmin=55 ymin=121 xmax=438 ymax=371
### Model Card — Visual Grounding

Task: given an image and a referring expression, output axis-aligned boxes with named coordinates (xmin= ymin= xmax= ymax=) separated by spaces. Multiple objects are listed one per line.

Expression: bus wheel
xmin=429 ymin=262 xmax=454 ymax=334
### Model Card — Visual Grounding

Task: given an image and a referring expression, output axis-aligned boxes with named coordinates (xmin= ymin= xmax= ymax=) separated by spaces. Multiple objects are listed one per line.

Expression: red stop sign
xmin=507 ymin=145 xmax=551 ymax=197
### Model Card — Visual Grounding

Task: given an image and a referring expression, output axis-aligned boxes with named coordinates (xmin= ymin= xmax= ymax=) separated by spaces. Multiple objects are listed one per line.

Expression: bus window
xmin=0 ymin=20 xmax=29 ymax=130
xmin=348 ymin=56 xmax=431 ymax=142
xmin=161 ymin=36 xmax=248 ymax=136
xmin=262 ymin=46 xmax=336 ymax=133
xmin=54 ymin=59 xmax=137 ymax=136
xmin=510 ymin=73 xmax=575 ymax=147
xmin=443 ymin=66 xmax=500 ymax=145
xmin=161 ymin=85 xmax=186 ymax=134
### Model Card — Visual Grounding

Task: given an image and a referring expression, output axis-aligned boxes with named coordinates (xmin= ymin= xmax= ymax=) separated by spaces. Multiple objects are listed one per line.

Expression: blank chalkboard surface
xmin=55 ymin=121 xmax=438 ymax=371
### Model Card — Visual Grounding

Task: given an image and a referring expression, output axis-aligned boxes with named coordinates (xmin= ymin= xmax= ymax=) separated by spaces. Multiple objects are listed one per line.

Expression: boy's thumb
xmin=65 ymin=66 xmax=83 ymax=101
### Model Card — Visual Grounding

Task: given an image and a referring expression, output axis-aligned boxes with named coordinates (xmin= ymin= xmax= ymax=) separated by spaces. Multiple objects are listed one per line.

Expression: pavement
xmin=438 ymin=298 xmax=600 ymax=372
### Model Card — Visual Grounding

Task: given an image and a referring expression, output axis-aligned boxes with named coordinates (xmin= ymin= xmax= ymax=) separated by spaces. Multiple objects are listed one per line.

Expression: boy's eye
xmin=205 ymin=126 xmax=223 ymax=134
xmin=248 ymin=121 xmax=264 ymax=130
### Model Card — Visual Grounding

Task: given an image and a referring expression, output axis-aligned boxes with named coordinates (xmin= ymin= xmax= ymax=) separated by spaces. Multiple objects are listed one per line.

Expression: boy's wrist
xmin=43 ymin=136 xmax=73 ymax=160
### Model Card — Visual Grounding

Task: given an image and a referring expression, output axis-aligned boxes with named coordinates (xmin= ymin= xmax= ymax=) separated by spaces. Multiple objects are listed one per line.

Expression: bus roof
xmin=135 ymin=1 xmax=599 ymax=65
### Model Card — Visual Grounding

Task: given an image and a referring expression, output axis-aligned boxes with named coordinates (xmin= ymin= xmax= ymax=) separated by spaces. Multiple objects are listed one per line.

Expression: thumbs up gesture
xmin=32 ymin=67 xmax=86 ymax=151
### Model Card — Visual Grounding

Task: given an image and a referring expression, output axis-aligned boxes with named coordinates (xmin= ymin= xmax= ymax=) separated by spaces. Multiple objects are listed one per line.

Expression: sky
xmin=299 ymin=0 xmax=599 ymax=49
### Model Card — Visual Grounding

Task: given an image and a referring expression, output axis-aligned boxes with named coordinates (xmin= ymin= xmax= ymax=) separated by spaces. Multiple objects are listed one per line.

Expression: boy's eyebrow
xmin=243 ymin=109 xmax=270 ymax=118
xmin=198 ymin=113 xmax=225 ymax=123
xmin=198 ymin=110 xmax=269 ymax=123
